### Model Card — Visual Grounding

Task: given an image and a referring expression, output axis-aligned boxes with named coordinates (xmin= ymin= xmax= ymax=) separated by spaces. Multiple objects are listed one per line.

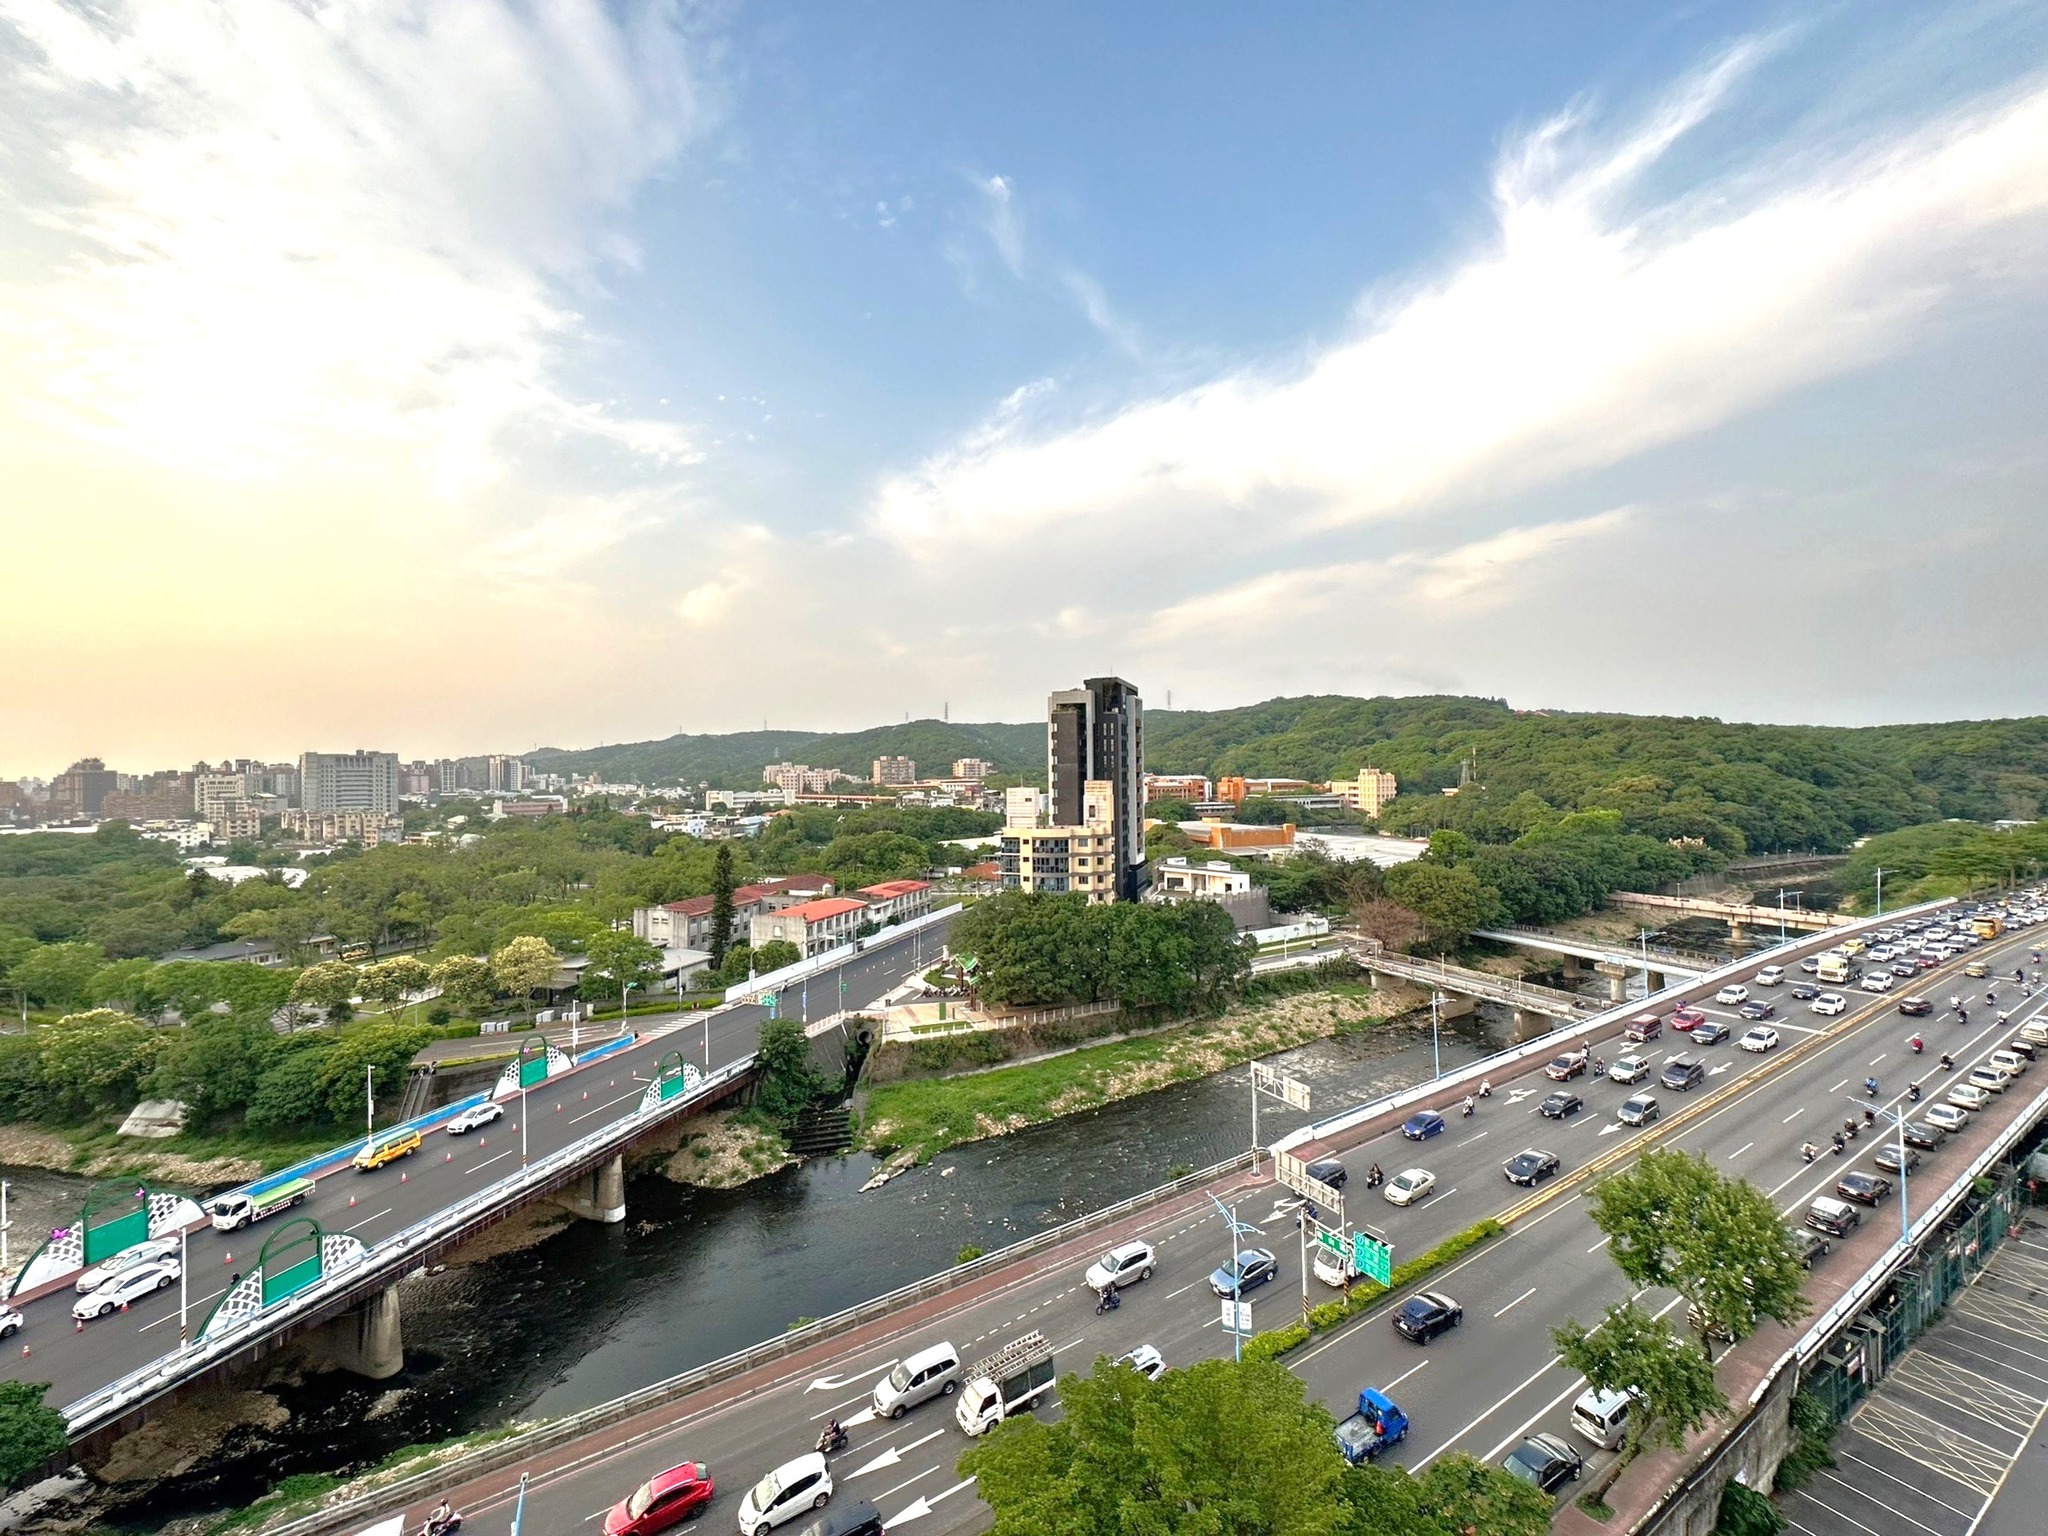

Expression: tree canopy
xmin=953 ymin=892 xmax=1251 ymax=1010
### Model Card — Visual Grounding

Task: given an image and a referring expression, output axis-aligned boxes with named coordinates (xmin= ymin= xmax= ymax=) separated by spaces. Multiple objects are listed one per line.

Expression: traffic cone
xmin=120 ymin=1300 xmax=128 ymax=1313
xmin=445 ymin=1151 xmax=452 ymax=1162
xmin=400 ymin=1171 xmax=407 ymax=1183
xmin=582 ymin=1091 xmax=588 ymax=1100
xmin=479 ymin=1137 xmax=486 ymax=1148
xmin=555 ymin=1102 xmax=562 ymax=1113
xmin=20 ymin=1343 xmax=28 ymax=1357
xmin=75 ymin=1318 xmax=83 ymax=1333
xmin=225 ymin=1251 xmax=233 ymax=1266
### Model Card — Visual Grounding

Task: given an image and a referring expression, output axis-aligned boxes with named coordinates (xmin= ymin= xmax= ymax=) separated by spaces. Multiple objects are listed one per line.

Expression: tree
xmin=963 ymin=1356 xmax=1349 ymax=1536
xmin=754 ymin=1017 xmax=830 ymax=1121
xmin=491 ymin=935 xmax=562 ymax=1018
xmin=41 ymin=1010 xmax=158 ymax=1117
xmin=1586 ymin=1147 xmax=1809 ymax=1356
xmin=583 ymin=930 xmax=664 ymax=1010
xmin=0 ymin=1380 xmax=68 ymax=1490
xmin=1411 ymin=1454 xmax=1556 ymax=1536
xmin=708 ymin=843 xmax=736 ymax=968
xmin=430 ymin=954 xmax=495 ymax=1015
xmin=12 ymin=941 xmax=105 ymax=1010
xmin=245 ymin=1045 xmax=335 ymax=1132
xmin=1381 ymin=862 xmax=1502 ymax=949
xmin=362 ymin=955 xmax=432 ymax=1015
xmin=149 ymin=1018 xmax=273 ymax=1121
xmin=290 ymin=960 xmax=360 ymax=1021
xmin=1351 ymin=896 xmax=1425 ymax=953
xmin=1553 ymin=1300 xmax=1727 ymax=1498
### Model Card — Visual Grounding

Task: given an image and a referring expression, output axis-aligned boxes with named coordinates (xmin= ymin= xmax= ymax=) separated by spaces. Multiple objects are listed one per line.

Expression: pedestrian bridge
xmin=1603 ymin=891 xmax=1850 ymax=935
xmin=1473 ymin=927 xmax=1717 ymax=981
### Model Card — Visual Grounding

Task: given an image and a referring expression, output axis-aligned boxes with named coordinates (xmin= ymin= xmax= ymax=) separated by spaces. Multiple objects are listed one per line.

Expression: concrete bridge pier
xmin=1560 ymin=955 xmax=1584 ymax=981
xmin=305 ymin=1285 xmax=403 ymax=1380
xmin=1647 ymin=969 xmax=1667 ymax=993
xmin=1728 ymin=920 xmax=1747 ymax=948
xmin=551 ymin=1153 xmax=627 ymax=1224
xmin=1510 ymin=1009 xmax=1544 ymax=1044
xmin=1435 ymin=993 xmax=1476 ymax=1021
xmin=1596 ymin=961 xmax=1629 ymax=1002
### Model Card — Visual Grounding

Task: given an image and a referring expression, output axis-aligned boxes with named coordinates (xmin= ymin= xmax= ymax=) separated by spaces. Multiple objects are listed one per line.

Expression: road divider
xmin=1241 ymin=1218 xmax=1507 ymax=1362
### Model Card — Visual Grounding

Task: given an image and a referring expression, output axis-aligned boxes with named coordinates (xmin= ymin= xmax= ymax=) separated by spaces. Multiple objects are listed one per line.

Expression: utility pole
xmin=1875 ymin=868 xmax=1887 ymax=917
xmin=366 ymin=1065 xmax=375 ymax=1138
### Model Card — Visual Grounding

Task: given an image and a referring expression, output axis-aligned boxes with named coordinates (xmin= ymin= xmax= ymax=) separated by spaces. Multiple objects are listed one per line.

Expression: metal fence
xmin=1802 ymin=1168 xmax=2028 ymax=1423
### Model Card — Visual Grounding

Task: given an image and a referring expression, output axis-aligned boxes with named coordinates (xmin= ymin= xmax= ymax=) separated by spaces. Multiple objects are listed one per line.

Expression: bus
xmin=1971 ymin=916 xmax=2005 ymax=940
xmin=1816 ymin=952 xmax=1853 ymax=985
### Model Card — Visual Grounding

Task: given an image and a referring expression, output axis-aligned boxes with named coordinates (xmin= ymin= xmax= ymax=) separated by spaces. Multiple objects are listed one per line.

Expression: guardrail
xmin=64 ymin=1056 xmax=760 ymax=1437
xmin=723 ymin=904 xmax=961 ymax=1004
xmin=251 ymin=1148 xmax=1261 ymax=1536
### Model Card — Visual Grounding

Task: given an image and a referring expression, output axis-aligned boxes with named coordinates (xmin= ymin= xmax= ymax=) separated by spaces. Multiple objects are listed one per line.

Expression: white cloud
xmin=977 ymin=173 xmax=1026 ymax=276
xmin=0 ymin=0 xmax=705 ymax=490
xmin=872 ymin=49 xmax=2048 ymax=555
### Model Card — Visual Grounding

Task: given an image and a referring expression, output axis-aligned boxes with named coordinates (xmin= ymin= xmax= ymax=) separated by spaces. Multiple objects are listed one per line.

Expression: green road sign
xmin=1352 ymin=1233 xmax=1393 ymax=1287
xmin=1315 ymin=1230 xmax=1346 ymax=1260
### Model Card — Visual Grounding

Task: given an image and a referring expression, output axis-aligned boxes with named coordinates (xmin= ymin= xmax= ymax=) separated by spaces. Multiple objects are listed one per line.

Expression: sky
xmin=3 ymin=0 xmax=2047 ymax=777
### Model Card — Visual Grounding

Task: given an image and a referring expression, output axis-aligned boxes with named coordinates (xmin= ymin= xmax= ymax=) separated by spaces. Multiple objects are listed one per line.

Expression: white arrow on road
xmin=843 ymin=1407 xmax=877 ymax=1429
xmin=1709 ymin=1064 xmax=1732 ymax=1076
xmin=1599 ymin=1123 xmax=1626 ymax=1136
xmin=888 ymin=1477 xmax=977 ymax=1525
xmin=1507 ymin=1088 xmax=1539 ymax=1104
xmin=806 ymin=1358 xmax=897 ymax=1393
xmin=850 ymin=1428 xmax=946 ymax=1477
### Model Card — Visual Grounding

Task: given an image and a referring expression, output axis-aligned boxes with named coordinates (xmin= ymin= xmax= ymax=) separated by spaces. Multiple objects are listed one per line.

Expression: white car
xmin=1384 ymin=1168 xmax=1438 ymax=1207
xmin=1988 ymin=1049 xmax=2029 ymax=1077
xmin=72 ymin=1257 xmax=180 ymax=1320
xmin=1085 ymin=1239 xmax=1156 ymax=1292
xmin=1120 ymin=1344 xmax=1166 ymax=1380
xmin=1861 ymin=972 xmax=1894 ymax=994
xmin=1925 ymin=1101 xmax=1970 ymax=1131
xmin=445 ymin=1101 xmax=505 ymax=1134
xmin=1754 ymin=966 xmax=1785 ymax=987
xmin=1810 ymin=993 xmax=1848 ymax=1016
xmin=1967 ymin=1065 xmax=2012 ymax=1094
xmin=0 ymin=1306 xmax=21 ymax=1339
xmin=76 ymin=1236 xmax=180 ymax=1294
xmin=1715 ymin=985 xmax=1749 ymax=1005
xmin=1947 ymin=1083 xmax=1992 ymax=1112
xmin=737 ymin=1453 xmax=832 ymax=1535
xmin=1608 ymin=1055 xmax=1651 ymax=1085
xmin=1738 ymin=1027 xmax=1780 ymax=1053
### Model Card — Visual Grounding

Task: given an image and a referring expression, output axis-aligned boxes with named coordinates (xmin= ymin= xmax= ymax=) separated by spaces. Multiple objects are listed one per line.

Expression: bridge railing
xmin=62 ymin=1055 xmax=760 ymax=1437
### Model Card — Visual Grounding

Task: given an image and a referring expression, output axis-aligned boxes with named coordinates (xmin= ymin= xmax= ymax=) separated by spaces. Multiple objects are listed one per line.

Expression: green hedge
xmin=1238 ymin=1217 xmax=1505 ymax=1360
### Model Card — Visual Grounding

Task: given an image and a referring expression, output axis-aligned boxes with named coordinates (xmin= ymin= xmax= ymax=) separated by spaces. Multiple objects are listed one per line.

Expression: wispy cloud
xmin=873 ymin=46 xmax=2048 ymax=554
xmin=966 ymin=170 xmax=1142 ymax=355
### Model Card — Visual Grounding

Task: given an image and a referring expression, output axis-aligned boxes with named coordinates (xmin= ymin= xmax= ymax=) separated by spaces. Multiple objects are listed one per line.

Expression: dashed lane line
xmin=1493 ymin=1286 xmax=1537 ymax=1319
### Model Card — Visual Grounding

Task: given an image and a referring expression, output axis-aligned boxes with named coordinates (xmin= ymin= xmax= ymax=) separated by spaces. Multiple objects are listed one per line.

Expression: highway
xmin=0 ymin=923 xmax=950 ymax=1412
xmin=357 ymin=915 xmax=2048 ymax=1536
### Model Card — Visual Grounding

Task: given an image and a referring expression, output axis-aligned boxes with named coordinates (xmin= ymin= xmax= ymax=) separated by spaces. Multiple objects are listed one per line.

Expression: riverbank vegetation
xmin=860 ymin=966 xmax=1406 ymax=1162
xmin=952 ymin=891 xmax=1250 ymax=1009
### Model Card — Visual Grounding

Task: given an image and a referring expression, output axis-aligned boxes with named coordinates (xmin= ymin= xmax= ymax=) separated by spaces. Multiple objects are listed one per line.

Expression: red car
xmin=605 ymin=1462 xmax=714 ymax=1536
xmin=1670 ymin=1004 xmax=1707 ymax=1031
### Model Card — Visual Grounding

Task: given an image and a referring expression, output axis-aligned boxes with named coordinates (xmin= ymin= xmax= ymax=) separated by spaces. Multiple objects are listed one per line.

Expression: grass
xmin=42 ymin=1121 xmax=350 ymax=1179
xmin=203 ymin=1427 xmax=531 ymax=1536
xmin=861 ymin=974 xmax=1398 ymax=1162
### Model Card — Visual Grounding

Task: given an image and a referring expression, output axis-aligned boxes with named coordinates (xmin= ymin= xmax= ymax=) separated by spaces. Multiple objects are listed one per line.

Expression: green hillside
xmin=531 ymin=719 xmax=1045 ymax=785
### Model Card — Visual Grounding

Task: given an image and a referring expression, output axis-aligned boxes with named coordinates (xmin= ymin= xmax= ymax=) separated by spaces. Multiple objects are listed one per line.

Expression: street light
xmin=1875 ymin=868 xmax=1888 ymax=918
xmin=1205 ymin=1192 xmax=1264 ymax=1363
xmin=1846 ymin=1095 xmax=1912 ymax=1245
xmin=1429 ymin=991 xmax=1444 ymax=1080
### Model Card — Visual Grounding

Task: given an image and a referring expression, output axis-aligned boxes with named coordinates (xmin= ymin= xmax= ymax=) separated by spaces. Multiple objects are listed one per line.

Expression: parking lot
xmin=1782 ymin=1222 xmax=2048 ymax=1536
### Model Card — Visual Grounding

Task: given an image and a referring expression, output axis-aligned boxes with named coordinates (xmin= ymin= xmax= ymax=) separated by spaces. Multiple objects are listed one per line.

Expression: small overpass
xmin=1603 ymin=890 xmax=1851 ymax=940
xmin=1340 ymin=937 xmax=1589 ymax=1041
xmin=1473 ymin=927 xmax=1717 ymax=983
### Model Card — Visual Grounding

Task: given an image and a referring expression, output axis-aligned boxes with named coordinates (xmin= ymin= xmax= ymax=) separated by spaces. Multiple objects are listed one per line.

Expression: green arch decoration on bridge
xmin=640 ymin=1050 xmax=703 ymax=1110
xmin=492 ymin=1034 xmax=573 ymax=1099
xmin=198 ymin=1217 xmax=370 ymax=1342
xmin=81 ymin=1179 xmax=152 ymax=1265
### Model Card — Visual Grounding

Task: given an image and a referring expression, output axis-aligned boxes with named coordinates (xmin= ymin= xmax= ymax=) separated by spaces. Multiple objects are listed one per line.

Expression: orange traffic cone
xmin=348 ymin=1194 xmax=357 ymax=1207
xmin=120 ymin=1299 xmax=129 ymax=1313
xmin=20 ymin=1342 xmax=28 ymax=1357
xmin=75 ymin=1318 xmax=83 ymax=1333
xmin=582 ymin=1091 xmax=588 ymax=1100
xmin=225 ymin=1251 xmax=233 ymax=1265
xmin=445 ymin=1151 xmax=452 ymax=1162
xmin=479 ymin=1137 xmax=486 ymax=1148
xmin=555 ymin=1102 xmax=561 ymax=1113
xmin=400 ymin=1171 xmax=407 ymax=1183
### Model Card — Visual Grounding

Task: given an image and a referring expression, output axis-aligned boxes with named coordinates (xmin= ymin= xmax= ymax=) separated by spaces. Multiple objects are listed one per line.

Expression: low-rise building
xmin=750 ymin=895 xmax=867 ymax=956
xmin=1181 ymin=819 xmax=1297 ymax=855
xmin=280 ymin=808 xmax=400 ymax=843
xmin=632 ymin=876 xmax=837 ymax=948
xmin=211 ymin=806 xmax=267 ymax=843
xmin=1334 ymin=768 xmax=1399 ymax=817
xmin=1003 ymin=785 xmax=1047 ymax=828
xmin=856 ymin=878 xmax=933 ymax=926
xmin=951 ymin=758 xmax=993 ymax=780
xmin=1146 ymin=855 xmax=1271 ymax=930
xmin=999 ymin=780 xmax=1122 ymax=901
xmin=1214 ymin=776 xmax=1317 ymax=804
xmin=1143 ymin=773 xmax=1212 ymax=804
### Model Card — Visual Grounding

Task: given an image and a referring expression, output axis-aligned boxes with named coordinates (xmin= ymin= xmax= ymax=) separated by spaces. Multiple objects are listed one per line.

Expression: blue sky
xmin=3 ymin=1 xmax=2047 ymax=771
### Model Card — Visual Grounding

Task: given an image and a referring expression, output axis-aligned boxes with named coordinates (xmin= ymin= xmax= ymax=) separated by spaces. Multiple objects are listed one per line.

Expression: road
xmin=0 ymin=922 xmax=950 ymax=1411
xmin=365 ymin=917 xmax=2048 ymax=1536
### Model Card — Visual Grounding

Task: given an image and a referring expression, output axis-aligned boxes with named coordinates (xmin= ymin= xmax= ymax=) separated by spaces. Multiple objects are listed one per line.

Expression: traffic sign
xmin=1252 ymin=1062 xmax=1312 ymax=1111
xmin=1221 ymin=1298 xmax=1253 ymax=1335
xmin=1352 ymin=1232 xmax=1393 ymax=1287
xmin=1274 ymin=1149 xmax=1345 ymax=1222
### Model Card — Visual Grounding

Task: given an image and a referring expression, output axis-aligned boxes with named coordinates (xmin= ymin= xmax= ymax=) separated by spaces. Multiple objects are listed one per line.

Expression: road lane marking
xmin=1831 ymin=1080 xmax=1850 ymax=1092
xmin=1493 ymin=1287 xmax=1537 ymax=1319
xmin=343 ymin=1207 xmax=392 ymax=1234
xmin=1164 ymin=1280 xmax=1202 ymax=1300
xmin=1383 ymin=1358 xmax=1430 ymax=1393
xmin=1729 ymin=1142 xmax=1753 ymax=1160
xmin=467 ymin=1150 xmax=514 ymax=1176
xmin=1870 ymin=1053 xmax=1887 ymax=1067
xmin=1784 ymin=1107 xmax=1806 ymax=1123
xmin=874 ymin=1466 xmax=938 ymax=1503
xmin=1588 ymin=1235 xmax=1611 ymax=1254
xmin=1456 ymin=1131 xmax=1488 ymax=1146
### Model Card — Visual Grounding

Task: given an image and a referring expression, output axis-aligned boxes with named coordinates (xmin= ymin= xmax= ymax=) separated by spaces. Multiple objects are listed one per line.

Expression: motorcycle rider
xmin=424 ymin=1502 xmax=457 ymax=1536
xmin=1908 ymin=1081 xmax=1922 ymax=1102
xmin=1801 ymin=1141 xmax=1819 ymax=1163
xmin=1460 ymin=1093 xmax=1476 ymax=1117
xmin=820 ymin=1417 xmax=847 ymax=1454
xmin=1909 ymin=1035 xmax=1923 ymax=1054
xmin=1831 ymin=1131 xmax=1847 ymax=1155
xmin=1478 ymin=1078 xmax=1492 ymax=1098
xmin=1940 ymin=1052 xmax=1955 ymax=1072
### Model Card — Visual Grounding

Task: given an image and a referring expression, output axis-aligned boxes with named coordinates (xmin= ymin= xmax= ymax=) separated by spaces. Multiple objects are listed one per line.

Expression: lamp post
xmin=178 ymin=1225 xmax=189 ymax=1349
xmin=1875 ymin=868 xmax=1887 ymax=918
xmin=1205 ymin=1192 xmax=1264 ymax=1363
xmin=365 ymin=1064 xmax=375 ymax=1139
xmin=1429 ymin=990 xmax=1444 ymax=1080
xmin=1 ymin=1178 xmax=10 ymax=1279
xmin=1847 ymin=1095 xmax=1912 ymax=1245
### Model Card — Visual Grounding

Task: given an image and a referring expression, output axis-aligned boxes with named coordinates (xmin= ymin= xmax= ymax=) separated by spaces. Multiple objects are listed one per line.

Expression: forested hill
xmin=530 ymin=719 xmax=1047 ymax=784
xmin=532 ymin=695 xmax=2048 ymax=856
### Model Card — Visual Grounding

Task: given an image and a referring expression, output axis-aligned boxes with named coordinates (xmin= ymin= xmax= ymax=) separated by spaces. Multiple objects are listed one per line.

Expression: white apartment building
xmin=300 ymin=750 xmax=401 ymax=813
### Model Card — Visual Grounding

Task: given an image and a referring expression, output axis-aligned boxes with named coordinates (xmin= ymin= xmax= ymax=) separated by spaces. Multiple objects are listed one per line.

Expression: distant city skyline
xmin=5 ymin=3 xmax=2047 ymax=775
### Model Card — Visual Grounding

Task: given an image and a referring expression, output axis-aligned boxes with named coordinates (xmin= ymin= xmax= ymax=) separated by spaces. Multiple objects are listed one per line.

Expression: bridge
xmin=1604 ymin=889 xmax=1852 ymax=939
xmin=1338 ymin=936 xmax=1589 ymax=1039
xmin=1473 ymin=926 xmax=1721 ymax=983
xmin=0 ymin=917 xmax=953 ymax=1460
xmin=229 ymin=896 xmax=2048 ymax=1536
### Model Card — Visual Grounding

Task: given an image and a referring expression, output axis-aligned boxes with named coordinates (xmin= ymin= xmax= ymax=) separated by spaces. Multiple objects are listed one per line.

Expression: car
xmin=1755 ymin=965 xmax=1786 ymax=986
xmin=1735 ymin=999 xmax=1776 ymax=1021
xmin=1608 ymin=1054 xmax=1651 ymax=1084
xmin=1502 ymin=1433 xmax=1584 ymax=1493
xmin=1210 ymin=1248 xmax=1279 ymax=1296
xmin=604 ymin=1461 xmax=715 ymax=1536
xmin=1787 ymin=1227 xmax=1831 ymax=1268
xmin=1798 ymin=957 xmax=1821 ymax=974
xmin=1968 ymin=1065 xmax=2013 ymax=1094
xmin=1898 ymin=997 xmax=1933 ymax=1017
xmin=1307 ymin=1159 xmax=1349 ymax=1189
xmin=1085 ymin=1240 xmax=1157 ymax=1292
xmin=445 ymin=1101 xmax=504 ymax=1135
xmin=1660 ymin=1057 xmax=1707 ymax=1091
xmin=2002 ymin=1037 xmax=2039 ymax=1060
xmin=1891 ymin=962 xmax=1918 ymax=979
xmin=1989 ymin=1048 xmax=2031 ymax=1077
xmin=1392 ymin=1290 xmax=1464 ymax=1343
xmin=0 ymin=1306 xmax=21 ymax=1340
xmin=1539 ymin=1091 xmax=1584 ymax=1120
xmin=75 ymin=1236 xmax=181 ymax=1294
xmin=1503 ymin=1148 xmax=1562 ymax=1187
xmin=71 ymin=1258 xmax=179 ymax=1320
xmin=872 ymin=1342 xmax=962 ymax=1418
xmin=1119 ymin=1344 xmax=1166 ymax=1381
xmin=1947 ymin=1081 xmax=1992 ymax=1111
xmin=1625 ymin=1014 xmax=1663 ymax=1043
xmin=1693 ymin=1021 xmax=1732 ymax=1045
xmin=1384 ymin=1168 xmax=1437 ymax=1207
xmin=1738 ymin=1026 xmax=1780 ymax=1053
xmin=1913 ymin=954 xmax=1940 ymax=970
xmin=1672 ymin=1003 xmax=1708 ymax=1029
xmin=1617 ymin=1094 xmax=1661 ymax=1127
xmin=1873 ymin=1143 xmax=1922 ymax=1175
xmin=1401 ymin=1110 xmax=1446 ymax=1141
xmin=1862 ymin=972 xmax=1894 ymax=994
xmin=1901 ymin=1120 xmax=1946 ymax=1150
xmin=1926 ymin=1101 xmax=1970 ymax=1131
xmin=1545 ymin=1052 xmax=1588 ymax=1081
xmin=737 ymin=1453 xmax=832 ymax=1535
xmin=1789 ymin=983 xmax=1821 ymax=1001
xmin=1836 ymin=1171 xmax=1894 ymax=1206
xmin=1715 ymin=984 xmax=1749 ymax=1005
xmin=1966 ymin=960 xmax=1991 ymax=978
xmin=1811 ymin=992 xmax=1848 ymax=1016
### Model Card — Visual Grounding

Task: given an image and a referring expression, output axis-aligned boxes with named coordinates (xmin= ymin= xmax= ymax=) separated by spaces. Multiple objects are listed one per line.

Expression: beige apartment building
xmin=1335 ymin=768 xmax=1399 ymax=817
xmin=998 ymin=780 xmax=1122 ymax=902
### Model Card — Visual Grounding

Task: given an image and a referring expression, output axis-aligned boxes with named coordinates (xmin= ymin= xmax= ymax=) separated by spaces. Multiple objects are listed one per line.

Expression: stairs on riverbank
xmin=788 ymin=1105 xmax=853 ymax=1158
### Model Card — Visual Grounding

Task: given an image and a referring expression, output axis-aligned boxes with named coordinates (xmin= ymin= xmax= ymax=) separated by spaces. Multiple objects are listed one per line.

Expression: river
xmin=26 ymin=998 xmax=1520 ymax=1526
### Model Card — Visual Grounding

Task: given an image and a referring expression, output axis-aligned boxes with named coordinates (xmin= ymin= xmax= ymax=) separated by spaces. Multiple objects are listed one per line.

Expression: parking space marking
xmin=1885 ymin=1353 xmax=2040 ymax=1438
xmin=1805 ymin=1467 xmax=1953 ymax=1536
xmin=1845 ymin=1397 xmax=2008 ymax=1499
xmin=1955 ymin=1289 xmax=2048 ymax=1347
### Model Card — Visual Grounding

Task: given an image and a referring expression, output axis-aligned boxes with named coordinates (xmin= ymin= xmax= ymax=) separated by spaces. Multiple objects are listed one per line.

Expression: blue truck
xmin=1334 ymin=1387 xmax=1409 ymax=1464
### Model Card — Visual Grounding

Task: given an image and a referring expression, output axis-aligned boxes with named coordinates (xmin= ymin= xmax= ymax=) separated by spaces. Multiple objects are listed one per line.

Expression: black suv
xmin=1392 ymin=1290 xmax=1464 ymax=1343
xmin=1660 ymin=1056 xmax=1707 ymax=1091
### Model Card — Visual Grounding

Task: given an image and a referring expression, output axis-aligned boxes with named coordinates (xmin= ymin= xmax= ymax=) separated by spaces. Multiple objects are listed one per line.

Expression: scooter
xmin=1940 ymin=1053 xmax=1956 ymax=1072
xmin=818 ymin=1423 xmax=849 ymax=1456
xmin=1908 ymin=1082 xmax=1922 ymax=1102
xmin=1801 ymin=1142 xmax=1818 ymax=1164
xmin=1830 ymin=1134 xmax=1846 ymax=1156
xmin=1909 ymin=1036 xmax=1924 ymax=1054
xmin=1095 ymin=1286 xmax=1121 ymax=1315
xmin=1460 ymin=1097 xmax=1476 ymax=1119
xmin=1864 ymin=1077 xmax=1880 ymax=1097
xmin=421 ymin=1514 xmax=463 ymax=1536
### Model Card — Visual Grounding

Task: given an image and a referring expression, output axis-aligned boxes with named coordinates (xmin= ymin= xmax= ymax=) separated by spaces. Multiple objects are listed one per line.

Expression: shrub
xmin=957 ymin=1245 xmax=985 ymax=1264
xmin=1240 ymin=1324 xmax=1309 ymax=1363
xmin=1714 ymin=1481 xmax=1785 ymax=1536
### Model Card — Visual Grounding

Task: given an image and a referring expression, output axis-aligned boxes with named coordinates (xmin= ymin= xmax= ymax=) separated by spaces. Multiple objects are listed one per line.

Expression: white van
xmin=2021 ymin=1019 xmax=2048 ymax=1047
xmin=1570 ymin=1386 xmax=1638 ymax=1450
xmin=872 ymin=1341 xmax=961 ymax=1419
